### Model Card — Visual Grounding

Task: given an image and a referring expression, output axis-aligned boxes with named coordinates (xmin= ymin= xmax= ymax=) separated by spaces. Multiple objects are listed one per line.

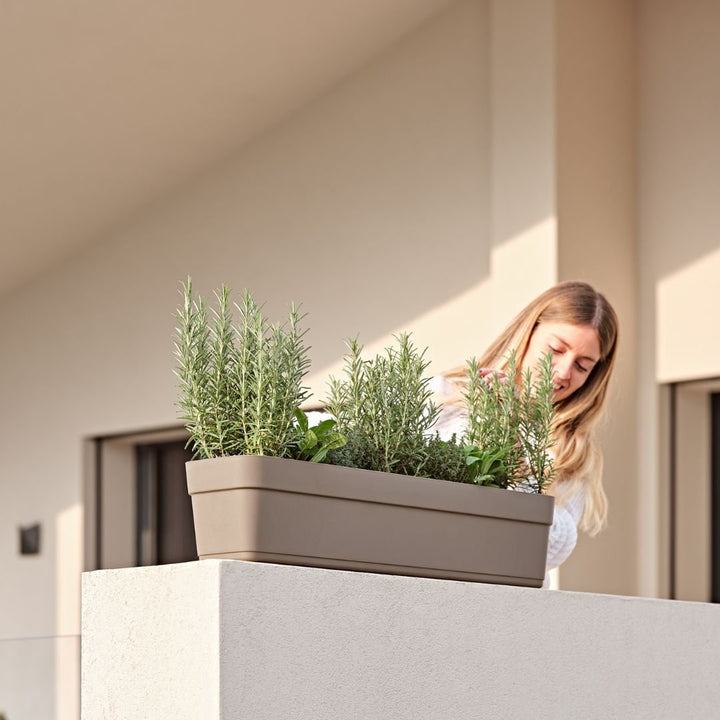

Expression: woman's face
xmin=522 ymin=322 xmax=601 ymax=403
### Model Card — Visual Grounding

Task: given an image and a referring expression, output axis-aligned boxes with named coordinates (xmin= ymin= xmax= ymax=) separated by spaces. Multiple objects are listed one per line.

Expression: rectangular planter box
xmin=186 ymin=455 xmax=554 ymax=587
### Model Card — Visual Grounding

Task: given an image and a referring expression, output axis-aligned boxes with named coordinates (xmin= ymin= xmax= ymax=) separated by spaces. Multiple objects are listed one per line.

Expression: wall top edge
xmin=82 ymin=560 xmax=720 ymax=612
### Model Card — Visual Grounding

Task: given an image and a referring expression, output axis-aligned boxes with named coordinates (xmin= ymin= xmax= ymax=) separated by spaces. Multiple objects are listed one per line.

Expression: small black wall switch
xmin=19 ymin=524 xmax=41 ymax=555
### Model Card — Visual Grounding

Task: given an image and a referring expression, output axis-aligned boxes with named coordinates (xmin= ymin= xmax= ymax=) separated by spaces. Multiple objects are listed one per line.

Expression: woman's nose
xmin=554 ymin=358 xmax=572 ymax=381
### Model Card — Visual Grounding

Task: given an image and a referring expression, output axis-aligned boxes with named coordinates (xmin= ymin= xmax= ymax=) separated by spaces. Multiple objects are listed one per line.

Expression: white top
xmin=429 ymin=376 xmax=584 ymax=581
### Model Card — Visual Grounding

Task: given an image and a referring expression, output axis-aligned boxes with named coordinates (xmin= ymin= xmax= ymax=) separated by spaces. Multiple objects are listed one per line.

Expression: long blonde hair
xmin=443 ymin=281 xmax=618 ymax=535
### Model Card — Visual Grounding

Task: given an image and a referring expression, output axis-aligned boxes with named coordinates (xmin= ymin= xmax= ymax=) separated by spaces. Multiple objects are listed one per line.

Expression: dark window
xmin=136 ymin=441 xmax=196 ymax=566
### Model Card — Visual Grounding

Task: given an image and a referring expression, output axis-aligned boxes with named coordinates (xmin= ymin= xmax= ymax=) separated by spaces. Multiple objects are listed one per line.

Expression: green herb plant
xmin=324 ymin=336 xmax=556 ymax=492
xmin=462 ymin=351 xmax=556 ymax=492
xmin=326 ymin=334 xmax=439 ymax=476
xmin=462 ymin=352 xmax=523 ymax=487
xmin=176 ymin=279 xmax=555 ymax=493
xmin=418 ymin=432 xmax=468 ymax=484
xmin=292 ymin=408 xmax=347 ymax=463
xmin=175 ymin=279 xmax=340 ymax=460
xmin=517 ymin=353 xmax=557 ymax=492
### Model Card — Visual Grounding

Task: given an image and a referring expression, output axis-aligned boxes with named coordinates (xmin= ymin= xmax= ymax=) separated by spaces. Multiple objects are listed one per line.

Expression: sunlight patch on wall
xmin=56 ymin=503 xmax=83 ymax=635
xmin=657 ymin=246 xmax=720 ymax=382
xmin=55 ymin=637 xmax=80 ymax=720
xmin=490 ymin=216 xmax=558 ymax=338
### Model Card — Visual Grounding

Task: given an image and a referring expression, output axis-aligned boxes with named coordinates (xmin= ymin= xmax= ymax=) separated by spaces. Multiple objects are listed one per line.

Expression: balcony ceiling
xmin=0 ymin=0 xmax=453 ymax=298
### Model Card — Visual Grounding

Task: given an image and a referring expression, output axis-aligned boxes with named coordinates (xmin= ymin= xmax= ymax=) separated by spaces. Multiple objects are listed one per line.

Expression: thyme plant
xmin=175 ymin=280 xmax=313 ymax=459
xmin=418 ymin=432 xmax=467 ymax=484
xmin=326 ymin=334 xmax=439 ymax=475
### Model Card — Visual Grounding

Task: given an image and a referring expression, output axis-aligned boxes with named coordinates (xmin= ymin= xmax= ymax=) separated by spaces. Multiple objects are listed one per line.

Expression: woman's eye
xmin=576 ymin=363 xmax=589 ymax=373
xmin=549 ymin=346 xmax=561 ymax=354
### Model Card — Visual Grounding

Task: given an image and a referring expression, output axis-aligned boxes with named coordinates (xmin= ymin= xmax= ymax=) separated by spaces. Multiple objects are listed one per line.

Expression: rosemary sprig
xmin=174 ymin=279 xmax=214 ymax=458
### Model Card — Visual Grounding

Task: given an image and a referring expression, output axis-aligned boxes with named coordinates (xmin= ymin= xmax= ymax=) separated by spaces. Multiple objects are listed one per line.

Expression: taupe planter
xmin=186 ymin=455 xmax=554 ymax=588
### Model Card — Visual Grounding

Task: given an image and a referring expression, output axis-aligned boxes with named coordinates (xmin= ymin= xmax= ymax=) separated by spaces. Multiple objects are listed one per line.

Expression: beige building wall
xmin=639 ymin=0 xmax=720 ymax=385
xmin=0 ymin=3 xmax=493 ymax=716
xmin=555 ymin=0 xmax=638 ymax=594
xmin=490 ymin=0 xmax=638 ymax=596
xmin=637 ymin=0 xmax=720 ymax=598
xmin=490 ymin=0 xmax=557 ymax=325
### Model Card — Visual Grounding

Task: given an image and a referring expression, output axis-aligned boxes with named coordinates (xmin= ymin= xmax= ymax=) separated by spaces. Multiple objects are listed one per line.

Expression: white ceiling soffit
xmin=0 ymin=0 xmax=454 ymax=298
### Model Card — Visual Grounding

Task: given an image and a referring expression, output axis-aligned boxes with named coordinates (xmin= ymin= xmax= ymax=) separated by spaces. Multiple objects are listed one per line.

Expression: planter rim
xmin=186 ymin=455 xmax=554 ymax=525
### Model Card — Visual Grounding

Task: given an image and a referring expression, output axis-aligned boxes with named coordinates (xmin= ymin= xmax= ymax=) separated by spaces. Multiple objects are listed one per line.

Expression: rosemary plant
xmin=326 ymin=334 xmax=439 ymax=475
xmin=517 ymin=353 xmax=556 ymax=493
xmin=463 ymin=352 xmax=524 ymax=487
xmin=462 ymin=351 xmax=556 ymax=491
xmin=175 ymin=280 xmax=312 ymax=459
xmin=175 ymin=281 xmax=214 ymax=458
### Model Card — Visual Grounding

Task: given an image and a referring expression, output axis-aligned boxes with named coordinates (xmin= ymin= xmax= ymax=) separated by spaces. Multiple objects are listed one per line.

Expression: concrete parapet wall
xmin=82 ymin=560 xmax=720 ymax=719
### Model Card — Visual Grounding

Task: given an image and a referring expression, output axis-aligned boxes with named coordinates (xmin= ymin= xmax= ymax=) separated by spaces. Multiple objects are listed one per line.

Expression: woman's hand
xmin=477 ymin=368 xmax=509 ymax=386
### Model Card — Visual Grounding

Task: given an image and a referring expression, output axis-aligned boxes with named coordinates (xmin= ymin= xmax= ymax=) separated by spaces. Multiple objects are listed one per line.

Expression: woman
xmin=433 ymin=281 xmax=619 ymax=585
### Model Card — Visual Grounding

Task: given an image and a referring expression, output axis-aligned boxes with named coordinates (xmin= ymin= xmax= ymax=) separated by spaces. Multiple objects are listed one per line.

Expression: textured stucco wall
xmin=83 ymin=560 xmax=720 ymax=720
